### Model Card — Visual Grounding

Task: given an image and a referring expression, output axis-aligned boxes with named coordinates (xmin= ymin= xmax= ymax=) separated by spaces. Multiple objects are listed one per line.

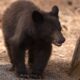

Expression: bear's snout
xmin=52 ymin=31 xmax=65 ymax=46
xmin=56 ymin=38 xmax=65 ymax=47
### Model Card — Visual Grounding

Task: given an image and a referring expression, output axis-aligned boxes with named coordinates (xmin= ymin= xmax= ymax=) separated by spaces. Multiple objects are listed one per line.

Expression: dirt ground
xmin=0 ymin=0 xmax=80 ymax=80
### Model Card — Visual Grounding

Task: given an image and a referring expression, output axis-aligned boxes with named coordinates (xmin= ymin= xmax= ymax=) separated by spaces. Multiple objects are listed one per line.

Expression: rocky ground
xmin=0 ymin=0 xmax=80 ymax=80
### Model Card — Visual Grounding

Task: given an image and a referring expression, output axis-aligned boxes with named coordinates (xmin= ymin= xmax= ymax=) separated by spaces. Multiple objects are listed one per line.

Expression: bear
xmin=2 ymin=0 xmax=65 ymax=79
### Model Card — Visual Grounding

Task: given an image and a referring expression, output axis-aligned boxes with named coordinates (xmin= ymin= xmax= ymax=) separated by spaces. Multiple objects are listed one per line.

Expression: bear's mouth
xmin=54 ymin=42 xmax=62 ymax=46
xmin=52 ymin=40 xmax=62 ymax=46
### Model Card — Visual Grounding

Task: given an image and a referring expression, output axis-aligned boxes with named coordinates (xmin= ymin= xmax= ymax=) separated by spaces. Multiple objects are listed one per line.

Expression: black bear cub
xmin=2 ymin=0 xmax=65 ymax=79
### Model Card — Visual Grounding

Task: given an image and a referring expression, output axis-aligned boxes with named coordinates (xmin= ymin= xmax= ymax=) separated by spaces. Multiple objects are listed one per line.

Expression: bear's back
xmin=2 ymin=1 xmax=39 ymax=39
xmin=3 ymin=1 xmax=38 ymax=26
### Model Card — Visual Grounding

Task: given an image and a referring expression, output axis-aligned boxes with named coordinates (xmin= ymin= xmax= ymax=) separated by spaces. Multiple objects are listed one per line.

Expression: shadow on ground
xmin=0 ymin=60 xmax=72 ymax=80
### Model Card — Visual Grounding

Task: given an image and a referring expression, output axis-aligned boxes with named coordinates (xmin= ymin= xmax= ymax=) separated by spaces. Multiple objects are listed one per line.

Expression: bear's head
xmin=32 ymin=6 xmax=65 ymax=46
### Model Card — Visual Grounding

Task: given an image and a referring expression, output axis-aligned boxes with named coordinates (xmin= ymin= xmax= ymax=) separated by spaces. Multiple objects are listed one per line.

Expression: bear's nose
xmin=58 ymin=38 xmax=65 ymax=44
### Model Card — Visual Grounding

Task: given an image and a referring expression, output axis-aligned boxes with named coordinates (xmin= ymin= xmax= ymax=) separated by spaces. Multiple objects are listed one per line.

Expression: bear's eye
xmin=56 ymin=19 xmax=61 ymax=30
xmin=54 ymin=21 xmax=62 ymax=31
xmin=59 ymin=27 xmax=62 ymax=31
xmin=57 ymin=24 xmax=62 ymax=31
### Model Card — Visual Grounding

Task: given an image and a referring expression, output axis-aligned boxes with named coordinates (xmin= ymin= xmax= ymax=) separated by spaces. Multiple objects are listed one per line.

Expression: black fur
xmin=2 ymin=1 xmax=65 ymax=79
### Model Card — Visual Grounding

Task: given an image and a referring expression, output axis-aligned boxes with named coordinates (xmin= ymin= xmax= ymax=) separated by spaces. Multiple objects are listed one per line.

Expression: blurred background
xmin=0 ymin=0 xmax=80 ymax=80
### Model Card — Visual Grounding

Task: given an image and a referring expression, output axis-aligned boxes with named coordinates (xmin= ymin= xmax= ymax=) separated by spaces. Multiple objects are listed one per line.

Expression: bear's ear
xmin=49 ymin=5 xmax=59 ymax=17
xmin=32 ymin=11 xmax=44 ymax=24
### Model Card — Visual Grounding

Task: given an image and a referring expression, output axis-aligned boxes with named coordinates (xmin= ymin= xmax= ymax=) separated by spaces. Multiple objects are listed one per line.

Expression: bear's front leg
xmin=29 ymin=43 xmax=52 ymax=79
xmin=10 ymin=42 xmax=28 ymax=78
xmin=9 ymin=19 xmax=29 ymax=78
